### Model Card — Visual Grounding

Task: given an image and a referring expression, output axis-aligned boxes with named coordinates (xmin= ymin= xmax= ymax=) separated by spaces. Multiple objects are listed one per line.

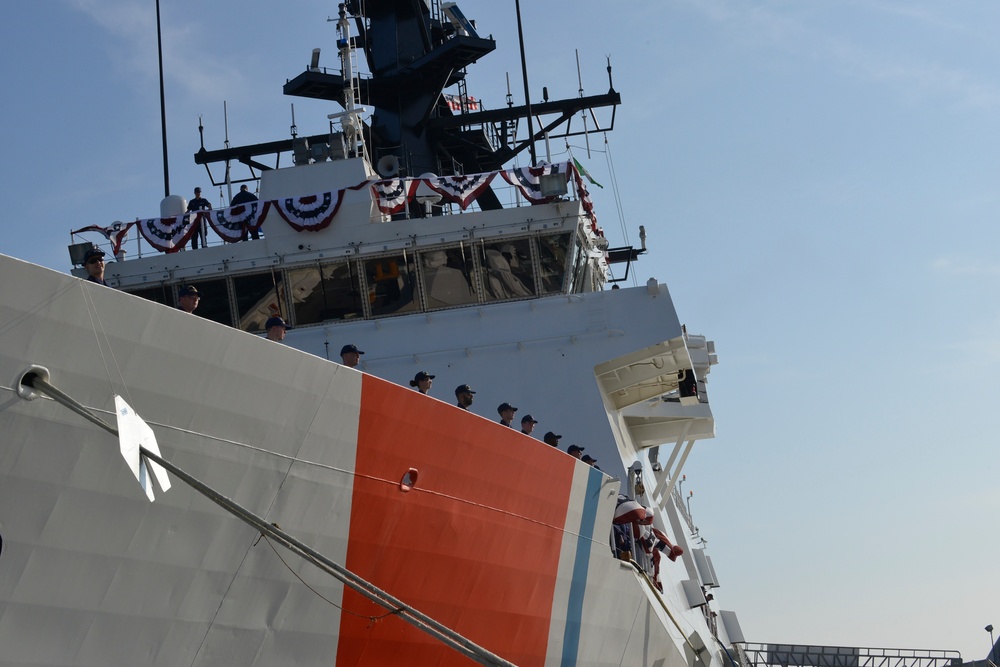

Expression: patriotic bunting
xmin=137 ymin=214 xmax=199 ymax=253
xmin=71 ymin=221 xmax=135 ymax=256
xmin=500 ymin=162 xmax=568 ymax=204
xmin=95 ymin=161 xmax=601 ymax=253
xmin=418 ymin=172 xmax=497 ymax=210
xmin=203 ymin=202 xmax=262 ymax=242
xmin=271 ymin=191 xmax=345 ymax=232
xmin=568 ymin=162 xmax=600 ymax=234
xmin=372 ymin=178 xmax=418 ymax=214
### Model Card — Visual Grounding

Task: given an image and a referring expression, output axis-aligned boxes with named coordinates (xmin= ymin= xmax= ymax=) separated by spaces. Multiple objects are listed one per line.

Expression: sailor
xmin=497 ymin=402 xmax=517 ymax=427
xmin=82 ymin=248 xmax=108 ymax=286
xmin=455 ymin=384 xmax=475 ymax=410
xmin=340 ymin=344 xmax=364 ymax=368
xmin=230 ymin=184 xmax=260 ymax=240
xmin=582 ymin=454 xmax=599 ymax=468
xmin=265 ymin=316 xmax=291 ymax=342
xmin=567 ymin=444 xmax=585 ymax=460
xmin=543 ymin=431 xmax=562 ymax=447
xmin=187 ymin=186 xmax=212 ymax=249
xmin=177 ymin=285 xmax=200 ymax=314
xmin=409 ymin=371 xmax=435 ymax=394
xmin=520 ymin=414 xmax=538 ymax=436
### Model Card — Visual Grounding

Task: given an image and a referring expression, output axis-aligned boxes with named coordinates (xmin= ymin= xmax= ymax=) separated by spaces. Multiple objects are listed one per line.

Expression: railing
xmin=736 ymin=643 xmax=962 ymax=667
xmin=73 ymin=162 xmax=588 ymax=263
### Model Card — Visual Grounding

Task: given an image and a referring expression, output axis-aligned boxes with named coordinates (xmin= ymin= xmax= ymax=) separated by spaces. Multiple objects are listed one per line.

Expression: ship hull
xmin=0 ymin=255 xmax=706 ymax=666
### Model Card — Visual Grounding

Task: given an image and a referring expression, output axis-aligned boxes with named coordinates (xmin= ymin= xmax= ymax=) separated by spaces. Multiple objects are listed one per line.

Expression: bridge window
xmin=538 ymin=233 xmax=572 ymax=294
xmin=233 ymin=270 xmax=288 ymax=332
xmin=364 ymin=253 xmax=419 ymax=317
xmin=420 ymin=245 xmax=478 ymax=310
xmin=177 ymin=279 xmax=232 ymax=326
xmin=288 ymin=261 xmax=363 ymax=325
xmin=128 ymin=284 xmax=172 ymax=306
xmin=480 ymin=238 xmax=535 ymax=302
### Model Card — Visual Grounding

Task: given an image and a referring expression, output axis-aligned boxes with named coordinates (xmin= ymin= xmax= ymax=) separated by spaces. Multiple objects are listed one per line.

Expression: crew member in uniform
xmin=455 ymin=384 xmax=475 ymax=410
xmin=83 ymin=248 xmax=108 ymax=286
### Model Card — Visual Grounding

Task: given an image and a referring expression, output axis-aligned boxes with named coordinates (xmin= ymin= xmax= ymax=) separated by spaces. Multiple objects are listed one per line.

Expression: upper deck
xmin=73 ymin=156 xmax=611 ymax=336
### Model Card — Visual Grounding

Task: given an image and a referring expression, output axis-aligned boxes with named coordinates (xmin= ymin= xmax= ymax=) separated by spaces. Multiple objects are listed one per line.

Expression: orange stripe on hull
xmin=337 ymin=375 xmax=578 ymax=666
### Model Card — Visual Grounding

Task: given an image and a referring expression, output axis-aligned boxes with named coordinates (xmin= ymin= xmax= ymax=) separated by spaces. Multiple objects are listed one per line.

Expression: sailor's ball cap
xmin=455 ymin=384 xmax=476 ymax=396
xmin=497 ymin=402 xmax=518 ymax=414
xmin=567 ymin=444 xmax=585 ymax=454
xmin=265 ymin=316 xmax=290 ymax=330
xmin=543 ymin=431 xmax=562 ymax=441
xmin=340 ymin=344 xmax=364 ymax=356
xmin=520 ymin=414 xmax=538 ymax=424
xmin=83 ymin=247 xmax=106 ymax=263
xmin=410 ymin=371 xmax=435 ymax=386
xmin=178 ymin=285 xmax=200 ymax=297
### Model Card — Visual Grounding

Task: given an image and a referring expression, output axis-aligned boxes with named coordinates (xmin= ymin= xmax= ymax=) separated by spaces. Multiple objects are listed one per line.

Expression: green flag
xmin=573 ymin=157 xmax=604 ymax=188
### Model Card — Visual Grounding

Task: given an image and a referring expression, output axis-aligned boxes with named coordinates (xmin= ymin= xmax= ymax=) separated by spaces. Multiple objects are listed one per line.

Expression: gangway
xmin=734 ymin=643 xmax=962 ymax=667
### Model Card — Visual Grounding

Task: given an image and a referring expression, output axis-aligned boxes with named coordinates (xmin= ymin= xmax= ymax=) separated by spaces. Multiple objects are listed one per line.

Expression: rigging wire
xmin=80 ymin=282 xmax=137 ymax=409
xmin=23 ymin=375 xmax=516 ymax=667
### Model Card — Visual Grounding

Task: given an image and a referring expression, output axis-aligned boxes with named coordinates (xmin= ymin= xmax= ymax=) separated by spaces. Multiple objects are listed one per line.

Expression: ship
xmin=0 ymin=1 xmax=741 ymax=665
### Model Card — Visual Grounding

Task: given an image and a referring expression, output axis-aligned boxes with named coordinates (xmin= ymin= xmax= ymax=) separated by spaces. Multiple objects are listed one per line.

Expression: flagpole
xmin=514 ymin=0 xmax=537 ymax=167
xmin=155 ymin=0 xmax=170 ymax=197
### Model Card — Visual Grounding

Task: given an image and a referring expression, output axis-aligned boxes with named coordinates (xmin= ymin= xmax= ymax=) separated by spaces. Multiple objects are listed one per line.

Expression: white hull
xmin=0 ymin=255 xmax=736 ymax=666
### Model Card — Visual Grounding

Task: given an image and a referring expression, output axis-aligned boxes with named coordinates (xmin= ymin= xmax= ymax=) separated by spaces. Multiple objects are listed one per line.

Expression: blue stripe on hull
xmin=561 ymin=468 xmax=604 ymax=666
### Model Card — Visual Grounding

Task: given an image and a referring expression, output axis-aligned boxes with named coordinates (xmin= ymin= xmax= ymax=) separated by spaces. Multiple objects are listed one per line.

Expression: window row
xmin=127 ymin=233 xmax=582 ymax=332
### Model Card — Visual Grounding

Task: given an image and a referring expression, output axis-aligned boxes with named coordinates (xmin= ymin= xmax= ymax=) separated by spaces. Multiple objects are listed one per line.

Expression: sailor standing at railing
xmin=339 ymin=344 xmax=364 ymax=368
xmin=83 ymin=248 xmax=108 ymax=286
xmin=520 ymin=414 xmax=538 ymax=436
xmin=455 ymin=384 xmax=476 ymax=411
xmin=230 ymin=185 xmax=260 ymax=241
xmin=497 ymin=402 xmax=517 ymax=427
xmin=409 ymin=371 xmax=434 ymax=394
xmin=187 ymin=187 xmax=212 ymax=249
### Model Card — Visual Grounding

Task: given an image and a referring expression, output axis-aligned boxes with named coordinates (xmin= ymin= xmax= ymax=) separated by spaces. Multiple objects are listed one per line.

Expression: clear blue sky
xmin=2 ymin=0 xmax=998 ymax=660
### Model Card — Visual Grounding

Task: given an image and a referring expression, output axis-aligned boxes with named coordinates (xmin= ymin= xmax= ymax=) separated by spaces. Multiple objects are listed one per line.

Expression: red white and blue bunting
xmin=136 ymin=214 xmax=199 ymax=253
xmin=418 ymin=172 xmax=498 ymax=210
xmin=500 ymin=162 xmax=568 ymax=204
xmin=108 ymin=160 xmax=601 ymax=253
xmin=71 ymin=221 xmax=136 ymax=256
xmin=203 ymin=202 xmax=262 ymax=242
xmin=371 ymin=178 xmax=418 ymax=214
xmin=269 ymin=190 xmax=345 ymax=232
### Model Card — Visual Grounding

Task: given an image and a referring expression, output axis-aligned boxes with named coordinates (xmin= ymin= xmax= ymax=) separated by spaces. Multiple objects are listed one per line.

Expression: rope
xmin=24 ymin=376 xmax=516 ymax=667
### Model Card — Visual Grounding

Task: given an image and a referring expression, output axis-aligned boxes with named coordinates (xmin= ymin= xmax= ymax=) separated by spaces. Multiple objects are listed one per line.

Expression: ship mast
xmin=332 ymin=3 xmax=365 ymax=161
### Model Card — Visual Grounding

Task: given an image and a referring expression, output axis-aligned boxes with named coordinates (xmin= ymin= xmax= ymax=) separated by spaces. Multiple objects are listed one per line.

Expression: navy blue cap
xmin=340 ymin=344 xmax=364 ymax=356
xmin=497 ymin=402 xmax=518 ymax=414
xmin=265 ymin=316 xmax=290 ymax=330
xmin=178 ymin=285 xmax=200 ymax=296
xmin=83 ymin=247 xmax=106 ymax=263
xmin=455 ymin=384 xmax=476 ymax=396
xmin=410 ymin=371 xmax=435 ymax=386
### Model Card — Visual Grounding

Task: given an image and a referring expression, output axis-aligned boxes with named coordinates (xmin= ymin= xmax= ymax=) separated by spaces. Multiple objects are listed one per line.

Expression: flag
xmin=572 ymin=157 xmax=603 ymax=188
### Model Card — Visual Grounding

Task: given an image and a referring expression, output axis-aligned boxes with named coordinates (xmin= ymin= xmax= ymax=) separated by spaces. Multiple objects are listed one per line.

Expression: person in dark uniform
xmin=409 ymin=371 xmax=435 ymax=394
xmin=455 ymin=384 xmax=475 ymax=410
xmin=187 ymin=187 xmax=212 ymax=249
xmin=340 ymin=344 xmax=364 ymax=368
xmin=83 ymin=248 xmax=108 ymax=286
xmin=265 ymin=316 xmax=291 ymax=342
xmin=177 ymin=285 xmax=200 ymax=313
xmin=497 ymin=402 xmax=517 ymax=427
xmin=520 ymin=414 xmax=538 ymax=436
xmin=230 ymin=184 xmax=260 ymax=240
xmin=543 ymin=431 xmax=562 ymax=447
xmin=567 ymin=444 xmax=585 ymax=460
